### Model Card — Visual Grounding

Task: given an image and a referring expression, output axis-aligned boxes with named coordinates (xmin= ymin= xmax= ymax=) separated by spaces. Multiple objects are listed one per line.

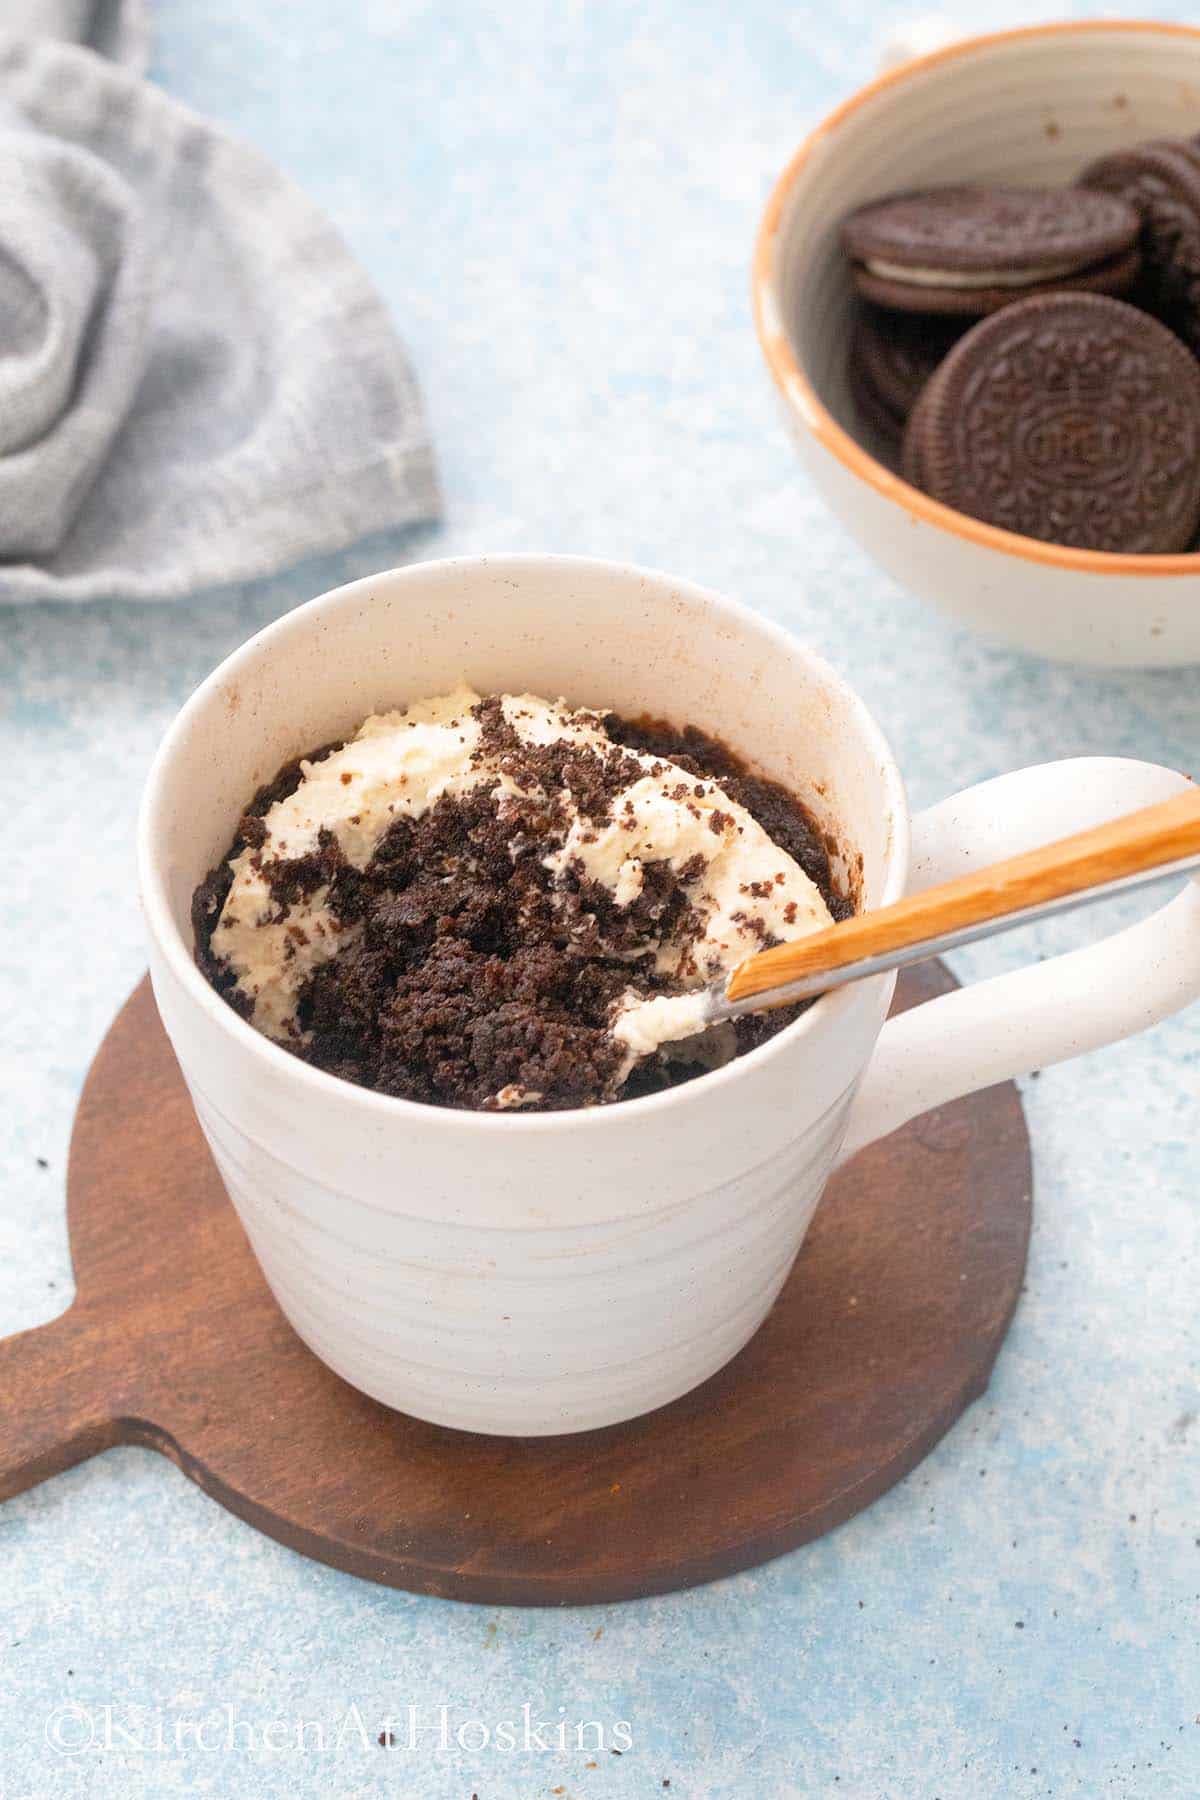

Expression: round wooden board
xmin=0 ymin=964 xmax=1031 ymax=1606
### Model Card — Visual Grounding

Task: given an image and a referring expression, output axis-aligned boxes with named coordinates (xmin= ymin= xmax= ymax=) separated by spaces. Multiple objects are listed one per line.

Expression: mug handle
xmin=839 ymin=758 xmax=1200 ymax=1164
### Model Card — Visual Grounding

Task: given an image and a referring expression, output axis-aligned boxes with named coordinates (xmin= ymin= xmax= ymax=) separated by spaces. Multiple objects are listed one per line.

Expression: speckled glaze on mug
xmin=138 ymin=556 xmax=1200 ymax=1433
xmin=755 ymin=21 xmax=1200 ymax=667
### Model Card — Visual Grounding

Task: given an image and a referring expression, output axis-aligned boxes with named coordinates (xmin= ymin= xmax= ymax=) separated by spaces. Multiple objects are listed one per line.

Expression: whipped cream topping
xmin=212 ymin=685 xmax=491 ymax=1040
xmin=211 ymin=687 xmax=834 ymax=1082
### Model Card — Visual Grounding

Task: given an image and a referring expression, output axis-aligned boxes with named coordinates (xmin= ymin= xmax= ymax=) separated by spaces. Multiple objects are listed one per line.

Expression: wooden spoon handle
xmin=727 ymin=787 xmax=1200 ymax=1006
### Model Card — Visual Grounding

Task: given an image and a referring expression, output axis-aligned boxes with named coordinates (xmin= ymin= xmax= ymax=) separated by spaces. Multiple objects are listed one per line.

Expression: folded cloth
xmin=0 ymin=33 xmax=439 ymax=602
xmin=6 ymin=0 xmax=148 ymax=71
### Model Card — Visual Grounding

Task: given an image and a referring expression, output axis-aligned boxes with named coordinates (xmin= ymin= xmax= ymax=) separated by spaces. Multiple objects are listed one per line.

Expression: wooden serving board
xmin=0 ymin=963 xmax=1031 ymax=1606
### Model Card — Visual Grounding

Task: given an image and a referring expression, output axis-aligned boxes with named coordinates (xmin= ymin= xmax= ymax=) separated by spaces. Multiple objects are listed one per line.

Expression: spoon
xmin=701 ymin=786 xmax=1200 ymax=1027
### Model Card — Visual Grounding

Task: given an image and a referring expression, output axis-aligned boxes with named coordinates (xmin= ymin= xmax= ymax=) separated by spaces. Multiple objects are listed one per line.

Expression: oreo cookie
xmin=900 ymin=292 xmax=1200 ymax=553
xmin=842 ymin=185 xmax=1141 ymax=316
xmin=848 ymin=305 xmax=963 ymax=454
xmin=852 ymin=305 xmax=963 ymax=419
xmin=899 ymin=376 xmax=936 ymax=491
xmin=848 ymin=350 xmax=904 ymax=452
xmin=1078 ymin=138 xmax=1200 ymax=348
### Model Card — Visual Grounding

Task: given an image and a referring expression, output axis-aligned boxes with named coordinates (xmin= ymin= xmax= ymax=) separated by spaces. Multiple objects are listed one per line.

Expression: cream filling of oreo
xmin=863 ymin=256 xmax=1084 ymax=290
xmin=211 ymin=687 xmax=833 ymax=1085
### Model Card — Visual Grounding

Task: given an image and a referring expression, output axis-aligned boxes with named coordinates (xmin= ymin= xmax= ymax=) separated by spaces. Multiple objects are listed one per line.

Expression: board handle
xmin=0 ymin=1306 xmax=134 ymax=1502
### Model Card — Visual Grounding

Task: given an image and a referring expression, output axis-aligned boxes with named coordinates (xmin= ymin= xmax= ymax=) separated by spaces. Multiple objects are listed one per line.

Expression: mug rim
xmin=752 ymin=17 xmax=1200 ymax=580
xmin=137 ymin=553 xmax=909 ymax=1134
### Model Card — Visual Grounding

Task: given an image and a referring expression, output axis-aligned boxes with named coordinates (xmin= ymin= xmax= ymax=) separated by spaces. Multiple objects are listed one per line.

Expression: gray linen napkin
xmin=7 ymin=0 xmax=149 ymax=70
xmin=0 ymin=27 xmax=439 ymax=602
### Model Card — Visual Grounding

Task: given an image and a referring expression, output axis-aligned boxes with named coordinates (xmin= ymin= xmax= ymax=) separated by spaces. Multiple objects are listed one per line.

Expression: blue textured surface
xmin=2 ymin=3 xmax=1198 ymax=1795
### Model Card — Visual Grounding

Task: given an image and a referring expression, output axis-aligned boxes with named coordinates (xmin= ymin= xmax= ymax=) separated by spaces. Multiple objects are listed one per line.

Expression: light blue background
xmin=2 ymin=2 xmax=1198 ymax=1796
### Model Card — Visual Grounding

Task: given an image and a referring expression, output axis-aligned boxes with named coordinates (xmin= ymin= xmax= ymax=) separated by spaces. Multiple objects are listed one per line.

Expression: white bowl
xmin=753 ymin=20 xmax=1200 ymax=668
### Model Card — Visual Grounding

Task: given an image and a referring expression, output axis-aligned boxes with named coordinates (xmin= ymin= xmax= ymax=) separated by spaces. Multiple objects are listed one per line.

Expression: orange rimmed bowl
xmin=754 ymin=19 xmax=1200 ymax=668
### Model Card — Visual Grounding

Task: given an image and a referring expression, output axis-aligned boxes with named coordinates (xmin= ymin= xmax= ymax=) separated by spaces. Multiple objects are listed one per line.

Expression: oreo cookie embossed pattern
xmin=903 ymin=293 xmax=1200 ymax=554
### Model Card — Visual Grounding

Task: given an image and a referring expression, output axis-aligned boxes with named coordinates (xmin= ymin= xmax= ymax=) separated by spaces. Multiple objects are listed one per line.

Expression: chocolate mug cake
xmin=192 ymin=688 xmax=852 ymax=1111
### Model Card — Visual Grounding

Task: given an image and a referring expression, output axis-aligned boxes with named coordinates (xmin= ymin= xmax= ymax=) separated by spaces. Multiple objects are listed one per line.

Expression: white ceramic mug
xmin=137 ymin=557 xmax=1200 ymax=1435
